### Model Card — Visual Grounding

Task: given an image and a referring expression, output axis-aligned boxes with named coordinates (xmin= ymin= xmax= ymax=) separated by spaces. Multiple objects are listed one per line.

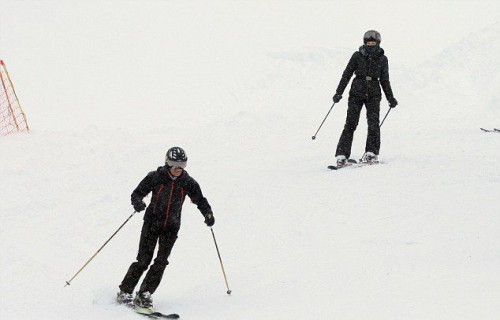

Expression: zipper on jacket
xmin=152 ymin=185 xmax=165 ymax=215
xmin=162 ymin=182 xmax=175 ymax=230
xmin=366 ymin=56 xmax=373 ymax=97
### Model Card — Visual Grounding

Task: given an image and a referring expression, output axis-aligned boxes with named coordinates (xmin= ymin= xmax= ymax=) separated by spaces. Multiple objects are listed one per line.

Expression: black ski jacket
xmin=336 ymin=46 xmax=395 ymax=100
xmin=131 ymin=166 xmax=212 ymax=234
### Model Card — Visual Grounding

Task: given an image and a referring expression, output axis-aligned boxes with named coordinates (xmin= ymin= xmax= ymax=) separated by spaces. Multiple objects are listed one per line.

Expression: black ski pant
xmin=335 ymin=95 xmax=381 ymax=158
xmin=119 ymin=223 xmax=178 ymax=295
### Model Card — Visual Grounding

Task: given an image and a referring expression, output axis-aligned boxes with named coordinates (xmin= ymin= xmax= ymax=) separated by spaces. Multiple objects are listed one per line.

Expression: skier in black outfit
xmin=332 ymin=30 xmax=398 ymax=167
xmin=116 ymin=146 xmax=214 ymax=308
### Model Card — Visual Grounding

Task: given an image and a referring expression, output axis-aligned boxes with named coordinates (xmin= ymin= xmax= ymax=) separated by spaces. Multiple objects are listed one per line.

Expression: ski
xmin=133 ymin=305 xmax=180 ymax=319
xmin=328 ymin=159 xmax=381 ymax=170
xmin=480 ymin=128 xmax=500 ymax=133
xmin=119 ymin=301 xmax=180 ymax=319
xmin=327 ymin=158 xmax=357 ymax=170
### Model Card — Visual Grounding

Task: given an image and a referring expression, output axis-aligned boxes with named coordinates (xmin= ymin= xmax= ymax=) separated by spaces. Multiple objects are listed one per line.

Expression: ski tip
xmin=133 ymin=305 xmax=180 ymax=319
xmin=158 ymin=313 xmax=180 ymax=319
xmin=327 ymin=165 xmax=338 ymax=170
xmin=155 ymin=313 xmax=180 ymax=319
xmin=480 ymin=128 xmax=500 ymax=132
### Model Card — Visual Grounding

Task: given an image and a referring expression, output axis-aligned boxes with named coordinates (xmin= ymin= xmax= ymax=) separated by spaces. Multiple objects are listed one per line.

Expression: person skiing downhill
xmin=332 ymin=30 xmax=398 ymax=167
xmin=116 ymin=147 xmax=214 ymax=308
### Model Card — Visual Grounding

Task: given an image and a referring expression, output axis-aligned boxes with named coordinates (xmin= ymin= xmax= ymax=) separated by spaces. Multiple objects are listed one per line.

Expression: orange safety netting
xmin=0 ymin=60 xmax=29 ymax=136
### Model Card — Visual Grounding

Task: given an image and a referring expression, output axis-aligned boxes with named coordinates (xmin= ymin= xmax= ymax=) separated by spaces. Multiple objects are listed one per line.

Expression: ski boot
xmin=336 ymin=155 xmax=347 ymax=168
xmin=134 ymin=291 xmax=153 ymax=309
xmin=116 ymin=290 xmax=133 ymax=305
xmin=361 ymin=152 xmax=378 ymax=163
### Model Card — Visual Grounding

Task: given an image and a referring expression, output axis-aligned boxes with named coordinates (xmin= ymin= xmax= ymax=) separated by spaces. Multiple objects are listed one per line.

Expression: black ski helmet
xmin=165 ymin=146 xmax=188 ymax=168
xmin=363 ymin=30 xmax=381 ymax=44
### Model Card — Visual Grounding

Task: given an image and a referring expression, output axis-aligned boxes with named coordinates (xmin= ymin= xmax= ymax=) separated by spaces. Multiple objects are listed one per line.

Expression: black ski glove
xmin=204 ymin=212 xmax=215 ymax=227
xmin=332 ymin=93 xmax=342 ymax=103
xmin=133 ymin=200 xmax=146 ymax=212
xmin=388 ymin=97 xmax=398 ymax=108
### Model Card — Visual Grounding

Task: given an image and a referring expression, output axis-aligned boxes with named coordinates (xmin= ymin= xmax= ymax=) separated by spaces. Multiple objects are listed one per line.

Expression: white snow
xmin=1 ymin=1 xmax=499 ymax=319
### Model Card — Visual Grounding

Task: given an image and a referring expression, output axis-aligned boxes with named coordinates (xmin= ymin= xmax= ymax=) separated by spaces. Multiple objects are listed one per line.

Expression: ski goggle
xmin=166 ymin=159 xmax=187 ymax=169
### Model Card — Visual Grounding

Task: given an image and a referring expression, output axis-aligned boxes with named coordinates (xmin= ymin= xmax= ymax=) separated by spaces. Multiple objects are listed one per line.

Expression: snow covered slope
xmin=1 ymin=1 xmax=499 ymax=319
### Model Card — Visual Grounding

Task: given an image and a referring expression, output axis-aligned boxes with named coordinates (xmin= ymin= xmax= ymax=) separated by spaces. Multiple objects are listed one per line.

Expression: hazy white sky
xmin=1 ymin=0 xmax=499 ymax=67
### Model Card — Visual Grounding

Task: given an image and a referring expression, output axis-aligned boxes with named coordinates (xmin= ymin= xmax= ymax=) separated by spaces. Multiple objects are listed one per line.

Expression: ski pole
xmin=64 ymin=211 xmax=137 ymax=287
xmin=210 ymin=227 xmax=232 ymax=295
xmin=311 ymin=102 xmax=336 ymax=140
xmin=379 ymin=108 xmax=392 ymax=128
